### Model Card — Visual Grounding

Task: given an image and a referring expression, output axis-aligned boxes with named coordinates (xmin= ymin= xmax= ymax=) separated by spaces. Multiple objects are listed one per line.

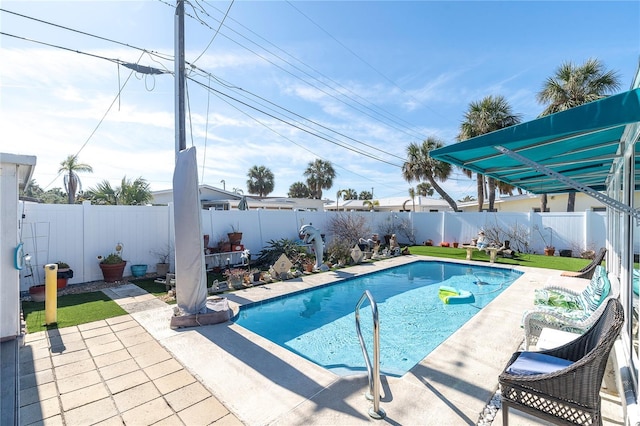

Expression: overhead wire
xmin=187 ymin=74 xmax=403 ymax=167
xmin=284 ymin=0 xmax=451 ymax=126
xmin=189 ymin=0 xmax=234 ymax=65
xmin=181 ymin=1 xmax=428 ymax=143
xmin=189 ymin=65 xmax=406 ymax=162
xmin=200 ymin=0 xmax=428 ymax=141
xmin=41 ymin=51 xmax=148 ymax=190
xmin=190 ymin=75 xmax=401 ymax=192
xmin=0 ymin=8 xmax=174 ymax=62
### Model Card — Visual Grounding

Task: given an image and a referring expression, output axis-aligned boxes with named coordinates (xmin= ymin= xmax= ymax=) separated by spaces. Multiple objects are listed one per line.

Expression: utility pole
xmin=175 ymin=0 xmax=186 ymax=157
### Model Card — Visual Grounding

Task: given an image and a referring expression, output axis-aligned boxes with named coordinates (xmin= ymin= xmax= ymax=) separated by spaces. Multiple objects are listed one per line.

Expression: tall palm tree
xmin=402 ymin=137 xmax=458 ymax=212
xmin=58 ymin=155 xmax=93 ymax=204
xmin=537 ymin=58 xmax=621 ymax=212
xmin=457 ymin=95 xmax=522 ymax=211
xmin=304 ymin=159 xmax=336 ymax=199
xmin=246 ymin=165 xmax=275 ymax=197
xmin=288 ymin=182 xmax=311 ymax=198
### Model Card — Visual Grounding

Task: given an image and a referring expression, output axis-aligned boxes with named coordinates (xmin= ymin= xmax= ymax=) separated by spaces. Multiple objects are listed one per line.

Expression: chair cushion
xmin=534 ymin=289 xmax=582 ymax=310
xmin=506 ymin=351 xmax=573 ymax=376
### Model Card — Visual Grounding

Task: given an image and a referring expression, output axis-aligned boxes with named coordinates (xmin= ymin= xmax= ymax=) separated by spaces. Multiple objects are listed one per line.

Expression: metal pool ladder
xmin=355 ymin=290 xmax=386 ymax=419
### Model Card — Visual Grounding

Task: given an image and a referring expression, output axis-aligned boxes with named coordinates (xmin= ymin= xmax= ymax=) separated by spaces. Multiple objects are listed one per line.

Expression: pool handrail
xmin=355 ymin=290 xmax=386 ymax=419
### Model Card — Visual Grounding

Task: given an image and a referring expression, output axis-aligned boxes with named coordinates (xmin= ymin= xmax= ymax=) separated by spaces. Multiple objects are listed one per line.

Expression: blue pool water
xmin=233 ymin=261 xmax=522 ymax=377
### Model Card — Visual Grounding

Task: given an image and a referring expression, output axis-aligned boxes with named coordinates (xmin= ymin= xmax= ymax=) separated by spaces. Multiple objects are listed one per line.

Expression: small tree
xmin=327 ymin=213 xmax=370 ymax=247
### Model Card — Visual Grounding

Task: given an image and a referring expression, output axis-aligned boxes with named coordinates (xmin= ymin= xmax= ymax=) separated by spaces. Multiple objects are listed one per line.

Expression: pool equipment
xmin=438 ymin=285 xmax=475 ymax=304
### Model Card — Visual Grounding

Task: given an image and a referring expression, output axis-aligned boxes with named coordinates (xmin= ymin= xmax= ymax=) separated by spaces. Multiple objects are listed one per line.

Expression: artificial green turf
xmin=22 ymin=291 xmax=127 ymax=333
xmin=407 ymin=245 xmax=593 ymax=271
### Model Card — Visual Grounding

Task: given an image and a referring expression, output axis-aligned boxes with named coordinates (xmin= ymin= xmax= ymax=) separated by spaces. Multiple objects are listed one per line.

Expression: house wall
xmin=17 ymin=202 xmax=608 ymax=292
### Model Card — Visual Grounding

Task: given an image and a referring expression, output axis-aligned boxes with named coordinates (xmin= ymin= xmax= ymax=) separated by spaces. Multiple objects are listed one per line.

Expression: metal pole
xmin=175 ymin=0 xmax=186 ymax=158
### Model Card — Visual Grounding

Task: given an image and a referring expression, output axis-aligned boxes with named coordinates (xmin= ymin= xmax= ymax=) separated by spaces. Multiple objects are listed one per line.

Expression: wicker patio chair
xmin=523 ymin=272 xmax=619 ymax=349
xmin=561 ymin=247 xmax=606 ymax=279
xmin=500 ymin=298 xmax=624 ymax=426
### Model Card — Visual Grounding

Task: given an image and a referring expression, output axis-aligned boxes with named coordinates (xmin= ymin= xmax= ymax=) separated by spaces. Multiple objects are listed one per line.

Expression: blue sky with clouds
xmin=1 ymin=1 xmax=638 ymax=201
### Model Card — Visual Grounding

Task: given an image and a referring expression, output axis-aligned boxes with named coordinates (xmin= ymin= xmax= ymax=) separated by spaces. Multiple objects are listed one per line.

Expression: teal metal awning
xmin=431 ymin=88 xmax=640 ymax=195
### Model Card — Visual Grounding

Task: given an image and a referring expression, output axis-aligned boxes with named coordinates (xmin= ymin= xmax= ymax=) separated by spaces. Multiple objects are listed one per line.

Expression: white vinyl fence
xmin=17 ymin=201 xmax=607 ymax=291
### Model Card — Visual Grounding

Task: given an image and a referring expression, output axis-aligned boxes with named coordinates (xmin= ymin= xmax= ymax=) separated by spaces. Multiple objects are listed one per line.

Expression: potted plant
xmin=151 ymin=245 xmax=171 ymax=277
xmin=224 ymin=268 xmax=246 ymax=289
xmin=228 ymin=224 xmax=242 ymax=246
xmin=536 ymin=226 xmax=555 ymax=256
xmin=98 ymin=243 xmax=126 ymax=283
xmin=130 ymin=264 xmax=148 ymax=277
xmin=55 ymin=261 xmax=73 ymax=289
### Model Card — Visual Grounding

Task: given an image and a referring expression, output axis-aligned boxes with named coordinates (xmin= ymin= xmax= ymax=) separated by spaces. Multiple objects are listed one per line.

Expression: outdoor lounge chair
xmin=500 ymin=298 xmax=624 ymax=426
xmin=561 ymin=247 xmax=606 ymax=279
xmin=523 ymin=269 xmax=618 ymax=349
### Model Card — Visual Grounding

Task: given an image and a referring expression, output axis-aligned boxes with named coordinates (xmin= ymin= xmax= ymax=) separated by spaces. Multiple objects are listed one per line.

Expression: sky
xmin=1 ymin=1 xmax=639 ymax=202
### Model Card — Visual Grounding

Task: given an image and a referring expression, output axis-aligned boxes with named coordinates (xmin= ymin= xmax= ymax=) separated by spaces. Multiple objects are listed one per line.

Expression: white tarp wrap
xmin=173 ymin=147 xmax=207 ymax=315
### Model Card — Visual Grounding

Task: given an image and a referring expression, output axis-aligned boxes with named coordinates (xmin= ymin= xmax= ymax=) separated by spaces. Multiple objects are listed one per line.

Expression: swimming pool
xmin=233 ymin=261 xmax=522 ymax=377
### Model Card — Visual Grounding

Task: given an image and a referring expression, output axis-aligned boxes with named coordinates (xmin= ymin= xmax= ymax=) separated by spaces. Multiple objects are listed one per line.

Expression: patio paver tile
xmin=77 ymin=320 xmax=109 ymax=331
xmin=55 ymin=370 xmax=102 ymax=394
xmin=105 ymin=314 xmax=132 ymax=325
xmin=20 ymin=356 xmax=52 ymax=374
xmin=83 ymin=332 xmax=119 ymax=347
xmin=20 ymin=397 xmax=61 ymax=425
xmin=19 ymin=368 xmax=54 ymax=390
xmin=93 ymin=348 xmax=131 ymax=368
xmin=99 ymin=358 xmax=140 ymax=381
xmin=153 ymin=369 xmax=196 ymax=394
xmin=121 ymin=397 xmax=174 ymax=425
xmin=112 ymin=381 xmax=161 ymax=413
xmin=53 ymin=358 xmax=96 ymax=380
xmin=176 ymin=396 xmax=229 ymax=425
xmin=63 ymin=397 xmax=118 ymax=425
xmin=150 ymin=414 xmax=185 ymax=425
xmin=49 ymin=339 xmax=87 ymax=354
xmin=20 ymin=381 xmax=58 ymax=407
xmin=143 ymin=359 xmax=183 ymax=380
xmin=87 ymin=340 xmax=124 ymax=357
xmin=164 ymin=381 xmax=211 ymax=412
xmin=105 ymin=370 xmax=149 ymax=394
xmin=50 ymin=349 xmax=91 ymax=367
xmin=79 ymin=326 xmax=112 ymax=339
xmin=60 ymin=382 xmax=109 ymax=412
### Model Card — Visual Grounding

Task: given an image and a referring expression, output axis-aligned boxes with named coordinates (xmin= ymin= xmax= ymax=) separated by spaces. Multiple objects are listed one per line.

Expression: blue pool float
xmin=438 ymin=285 xmax=475 ymax=305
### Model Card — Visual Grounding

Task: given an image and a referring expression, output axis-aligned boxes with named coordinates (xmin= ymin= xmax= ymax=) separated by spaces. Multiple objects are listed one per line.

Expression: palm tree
xmin=363 ymin=199 xmax=380 ymax=211
xmin=416 ymin=182 xmax=434 ymax=197
xmin=85 ymin=176 xmax=152 ymax=205
xmin=288 ymin=182 xmax=311 ymax=198
xmin=457 ymin=95 xmax=522 ymax=211
xmin=304 ymin=159 xmax=336 ymax=199
xmin=246 ymin=165 xmax=275 ymax=197
xmin=336 ymin=189 xmax=348 ymax=212
xmin=402 ymin=137 xmax=458 ymax=212
xmin=118 ymin=177 xmax=152 ymax=205
xmin=358 ymin=190 xmax=372 ymax=200
xmin=537 ymin=58 xmax=621 ymax=212
xmin=58 ymin=155 xmax=93 ymax=204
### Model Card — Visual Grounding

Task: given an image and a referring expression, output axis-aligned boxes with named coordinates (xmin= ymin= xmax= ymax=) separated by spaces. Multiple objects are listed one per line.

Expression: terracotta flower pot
xmin=29 ymin=285 xmax=46 ymax=302
xmin=99 ymin=261 xmax=127 ymax=283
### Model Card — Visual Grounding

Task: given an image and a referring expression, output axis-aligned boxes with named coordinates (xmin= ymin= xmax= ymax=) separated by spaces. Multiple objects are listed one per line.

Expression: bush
xmin=327 ymin=213 xmax=370 ymax=247
xmin=326 ymin=239 xmax=353 ymax=266
xmin=254 ymin=238 xmax=307 ymax=267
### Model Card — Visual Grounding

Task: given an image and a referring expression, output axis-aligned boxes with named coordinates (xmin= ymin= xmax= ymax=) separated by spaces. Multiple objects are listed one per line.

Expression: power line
xmin=284 ymin=0 xmax=452 ymax=127
xmin=0 ymin=8 xmax=174 ymax=62
xmin=187 ymin=75 xmax=403 ymax=167
xmin=180 ymin=0 xmax=429 ymax=142
xmin=190 ymin=0 xmax=234 ymax=65
xmin=193 ymin=76 xmax=402 ymax=193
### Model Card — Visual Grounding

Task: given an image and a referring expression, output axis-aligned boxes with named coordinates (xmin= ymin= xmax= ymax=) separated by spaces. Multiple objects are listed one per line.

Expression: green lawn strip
xmin=131 ymin=278 xmax=177 ymax=305
xmin=22 ymin=291 xmax=127 ymax=333
xmin=407 ymin=245 xmax=593 ymax=271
